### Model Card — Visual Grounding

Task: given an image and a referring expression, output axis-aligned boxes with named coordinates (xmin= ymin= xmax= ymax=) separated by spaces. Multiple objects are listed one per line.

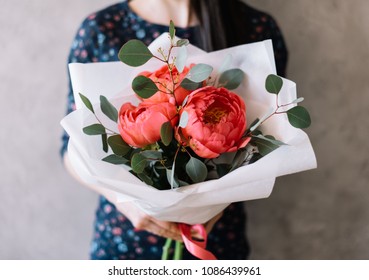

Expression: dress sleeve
xmin=60 ymin=17 xmax=99 ymax=157
xmin=267 ymin=17 xmax=288 ymax=77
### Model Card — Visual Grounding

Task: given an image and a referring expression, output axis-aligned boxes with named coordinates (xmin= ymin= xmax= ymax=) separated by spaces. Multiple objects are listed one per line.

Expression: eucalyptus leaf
xmin=118 ymin=39 xmax=153 ymax=67
xmin=186 ymin=157 xmax=208 ymax=183
xmin=108 ymin=135 xmax=131 ymax=156
xmin=160 ymin=121 xmax=173 ymax=146
xmin=187 ymin=64 xmax=213 ymax=83
xmin=102 ymin=154 xmax=129 ymax=165
xmin=137 ymin=172 xmax=154 ymax=186
xmin=169 ymin=20 xmax=176 ymax=40
xmin=180 ymin=78 xmax=202 ymax=90
xmin=292 ymin=97 xmax=305 ymax=104
xmin=100 ymin=95 xmax=118 ymax=122
xmin=252 ymin=134 xmax=286 ymax=146
xmin=265 ymin=74 xmax=283 ymax=95
xmin=179 ymin=111 xmax=189 ymax=128
xmin=102 ymin=134 xmax=108 ymax=153
xmin=216 ymin=163 xmax=231 ymax=178
xmin=83 ymin=124 xmax=106 ymax=135
xmin=218 ymin=69 xmax=245 ymax=90
xmin=175 ymin=46 xmax=187 ymax=73
xmin=252 ymin=137 xmax=280 ymax=157
xmin=132 ymin=75 xmax=159 ymax=98
xmin=230 ymin=149 xmax=248 ymax=171
xmin=131 ymin=153 xmax=147 ymax=174
xmin=79 ymin=93 xmax=94 ymax=113
xmin=176 ymin=39 xmax=189 ymax=47
xmin=287 ymin=106 xmax=311 ymax=128
xmin=140 ymin=150 xmax=163 ymax=160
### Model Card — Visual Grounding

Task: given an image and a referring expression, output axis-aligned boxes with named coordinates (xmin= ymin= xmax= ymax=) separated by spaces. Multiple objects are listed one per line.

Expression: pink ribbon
xmin=179 ymin=223 xmax=217 ymax=260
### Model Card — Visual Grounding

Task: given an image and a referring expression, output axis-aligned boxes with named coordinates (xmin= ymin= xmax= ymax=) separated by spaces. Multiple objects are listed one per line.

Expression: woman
xmin=62 ymin=0 xmax=288 ymax=260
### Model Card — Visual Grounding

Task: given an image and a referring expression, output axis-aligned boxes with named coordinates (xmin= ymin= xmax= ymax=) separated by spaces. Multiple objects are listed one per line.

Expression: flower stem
xmin=174 ymin=241 xmax=184 ymax=260
xmin=161 ymin=238 xmax=173 ymax=260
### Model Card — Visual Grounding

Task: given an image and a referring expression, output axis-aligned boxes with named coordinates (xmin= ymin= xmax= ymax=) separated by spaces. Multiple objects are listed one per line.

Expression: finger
xmin=146 ymin=220 xmax=182 ymax=241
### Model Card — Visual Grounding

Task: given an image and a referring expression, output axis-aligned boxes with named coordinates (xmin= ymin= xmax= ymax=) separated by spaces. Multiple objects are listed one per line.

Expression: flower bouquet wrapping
xmin=61 ymin=22 xmax=317 ymax=260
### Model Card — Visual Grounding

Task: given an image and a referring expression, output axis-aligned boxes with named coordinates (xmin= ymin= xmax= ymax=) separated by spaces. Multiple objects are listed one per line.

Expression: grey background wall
xmin=0 ymin=0 xmax=368 ymax=259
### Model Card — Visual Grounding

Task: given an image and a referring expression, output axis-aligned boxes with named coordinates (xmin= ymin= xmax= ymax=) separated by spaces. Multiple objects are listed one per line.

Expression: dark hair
xmin=190 ymin=0 xmax=251 ymax=51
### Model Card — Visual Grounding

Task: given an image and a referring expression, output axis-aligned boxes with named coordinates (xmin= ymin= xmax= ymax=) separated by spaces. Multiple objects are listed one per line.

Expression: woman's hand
xmin=64 ymin=152 xmax=222 ymax=241
xmin=115 ymin=201 xmax=183 ymax=241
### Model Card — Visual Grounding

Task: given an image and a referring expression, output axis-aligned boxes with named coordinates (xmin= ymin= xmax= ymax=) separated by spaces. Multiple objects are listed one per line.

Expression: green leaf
xmin=79 ymin=93 xmax=94 ymax=113
xmin=102 ymin=154 xmax=129 ymax=165
xmin=102 ymin=134 xmax=108 ymax=153
xmin=131 ymin=153 xmax=147 ymax=174
xmin=218 ymin=69 xmax=245 ymax=90
xmin=287 ymin=106 xmax=311 ymax=128
xmin=83 ymin=124 xmax=106 ymax=135
xmin=100 ymin=95 xmax=118 ymax=122
xmin=252 ymin=137 xmax=280 ymax=157
xmin=252 ymin=134 xmax=286 ymax=146
xmin=180 ymin=78 xmax=202 ymax=90
xmin=265 ymin=74 xmax=283 ymax=95
xmin=179 ymin=111 xmax=189 ymax=128
xmin=187 ymin=64 xmax=213 ymax=83
xmin=160 ymin=121 xmax=173 ymax=146
xmin=132 ymin=75 xmax=159 ymax=98
xmin=140 ymin=150 xmax=163 ymax=160
xmin=230 ymin=149 xmax=248 ymax=171
xmin=216 ymin=163 xmax=231 ymax=178
xmin=137 ymin=172 xmax=154 ymax=186
xmin=169 ymin=20 xmax=176 ymax=40
xmin=186 ymin=157 xmax=208 ymax=183
xmin=108 ymin=135 xmax=131 ymax=156
xmin=175 ymin=46 xmax=187 ymax=73
xmin=118 ymin=39 xmax=153 ymax=67
xmin=176 ymin=39 xmax=189 ymax=47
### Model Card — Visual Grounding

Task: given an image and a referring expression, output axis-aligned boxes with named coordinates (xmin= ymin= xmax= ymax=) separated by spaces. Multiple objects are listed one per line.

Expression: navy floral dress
xmin=62 ymin=0 xmax=287 ymax=260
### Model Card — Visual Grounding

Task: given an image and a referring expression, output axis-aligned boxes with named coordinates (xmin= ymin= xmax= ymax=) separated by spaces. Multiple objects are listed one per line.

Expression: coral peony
xmin=118 ymin=102 xmax=178 ymax=148
xmin=139 ymin=64 xmax=193 ymax=105
xmin=178 ymin=86 xmax=249 ymax=158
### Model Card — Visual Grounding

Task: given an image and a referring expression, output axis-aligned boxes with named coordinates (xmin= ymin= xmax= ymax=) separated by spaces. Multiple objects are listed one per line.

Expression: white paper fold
xmin=61 ymin=34 xmax=317 ymax=224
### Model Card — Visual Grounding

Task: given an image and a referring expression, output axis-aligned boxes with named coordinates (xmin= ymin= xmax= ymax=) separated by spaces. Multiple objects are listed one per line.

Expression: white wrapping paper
xmin=61 ymin=34 xmax=317 ymax=224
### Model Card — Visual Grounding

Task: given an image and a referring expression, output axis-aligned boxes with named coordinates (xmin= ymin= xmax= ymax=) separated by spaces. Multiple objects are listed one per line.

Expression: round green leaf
xmin=180 ymin=78 xmax=202 ymax=90
xmin=160 ymin=121 xmax=173 ymax=146
xmin=187 ymin=64 xmax=213 ymax=83
xmin=118 ymin=40 xmax=153 ymax=67
xmin=132 ymin=75 xmax=159 ymax=98
xmin=186 ymin=157 xmax=208 ymax=183
xmin=266 ymin=74 xmax=283 ymax=94
xmin=131 ymin=153 xmax=147 ymax=174
xmin=140 ymin=150 xmax=163 ymax=160
xmin=108 ymin=135 xmax=131 ymax=156
xmin=83 ymin=124 xmax=106 ymax=135
xmin=218 ymin=69 xmax=245 ymax=90
xmin=175 ymin=46 xmax=187 ymax=73
xmin=176 ymin=39 xmax=189 ymax=47
xmin=287 ymin=106 xmax=311 ymax=129
xmin=100 ymin=95 xmax=118 ymax=122
xmin=179 ymin=111 xmax=189 ymax=128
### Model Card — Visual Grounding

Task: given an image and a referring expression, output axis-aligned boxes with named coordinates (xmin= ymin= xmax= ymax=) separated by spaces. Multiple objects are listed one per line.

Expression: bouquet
xmin=61 ymin=22 xmax=317 ymax=260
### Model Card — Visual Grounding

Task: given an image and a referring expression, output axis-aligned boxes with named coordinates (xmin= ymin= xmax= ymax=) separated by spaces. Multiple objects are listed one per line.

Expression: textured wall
xmin=0 ymin=0 xmax=368 ymax=259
